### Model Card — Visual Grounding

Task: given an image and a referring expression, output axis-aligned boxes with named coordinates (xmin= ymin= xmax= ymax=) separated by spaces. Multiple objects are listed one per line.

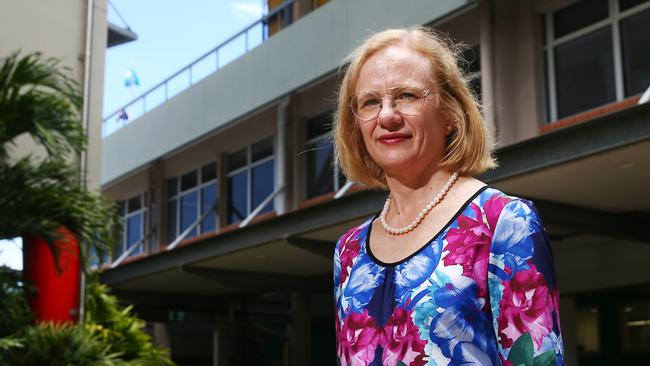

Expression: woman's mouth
xmin=378 ymin=133 xmax=411 ymax=144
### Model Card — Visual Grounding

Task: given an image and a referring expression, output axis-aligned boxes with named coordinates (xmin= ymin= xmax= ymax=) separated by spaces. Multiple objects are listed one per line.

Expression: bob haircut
xmin=334 ymin=26 xmax=496 ymax=189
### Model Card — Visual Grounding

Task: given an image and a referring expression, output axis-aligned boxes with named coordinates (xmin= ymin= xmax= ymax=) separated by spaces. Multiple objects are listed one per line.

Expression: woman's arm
xmin=488 ymin=199 xmax=564 ymax=366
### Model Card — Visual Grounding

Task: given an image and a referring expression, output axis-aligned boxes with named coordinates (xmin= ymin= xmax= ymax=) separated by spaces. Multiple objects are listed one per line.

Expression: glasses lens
xmin=395 ymin=87 xmax=427 ymax=115
xmin=351 ymin=87 xmax=428 ymax=120
xmin=353 ymin=92 xmax=381 ymax=120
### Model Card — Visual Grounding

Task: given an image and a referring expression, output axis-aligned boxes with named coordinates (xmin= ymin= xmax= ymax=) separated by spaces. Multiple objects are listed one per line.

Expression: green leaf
xmin=533 ymin=350 xmax=556 ymax=366
xmin=397 ymin=362 xmax=408 ymax=366
xmin=507 ymin=332 xmax=534 ymax=366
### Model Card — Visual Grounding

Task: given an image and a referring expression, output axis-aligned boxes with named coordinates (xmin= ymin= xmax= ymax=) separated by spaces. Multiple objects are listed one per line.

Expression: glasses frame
xmin=349 ymin=86 xmax=433 ymax=121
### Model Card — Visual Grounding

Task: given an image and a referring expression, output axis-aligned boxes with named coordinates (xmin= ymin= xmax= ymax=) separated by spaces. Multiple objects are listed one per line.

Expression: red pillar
xmin=22 ymin=227 xmax=81 ymax=324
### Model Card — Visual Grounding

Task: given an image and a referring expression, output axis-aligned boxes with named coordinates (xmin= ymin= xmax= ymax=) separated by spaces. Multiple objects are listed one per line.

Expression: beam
xmin=180 ymin=265 xmax=330 ymax=292
xmin=533 ymin=198 xmax=650 ymax=244
xmin=481 ymin=103 xmax=650 ymax=182
xmin=101 ymin=189 xmax=382 ymax=285
xmin=284 ymin=236 xmax=336 ymax=259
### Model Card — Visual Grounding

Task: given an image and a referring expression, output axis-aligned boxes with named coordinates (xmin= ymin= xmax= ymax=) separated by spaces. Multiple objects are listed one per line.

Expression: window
xmin=621 ymin=300 xmax=650 ymax=353
xmin=167 ymin=162 xmax=218 ymax=242
xmin=227 ymin=137 xmax=275 ymax=224
xmin=544 ymin=0 xmax=650 ymax=121
xmin=116 ymin=193 xmax=147 ymax=257
xmin=304 ymin=112 xmax=346 ymax=199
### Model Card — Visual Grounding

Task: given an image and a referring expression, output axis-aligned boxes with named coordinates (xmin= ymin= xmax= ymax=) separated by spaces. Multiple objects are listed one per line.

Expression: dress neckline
xmin=365 ymin=185 xmax=490 ymax=267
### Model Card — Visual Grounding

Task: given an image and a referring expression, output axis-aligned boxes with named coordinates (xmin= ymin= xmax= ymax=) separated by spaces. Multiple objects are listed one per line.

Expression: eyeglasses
xmin=350 ymin=86 xmax=432 ymax=121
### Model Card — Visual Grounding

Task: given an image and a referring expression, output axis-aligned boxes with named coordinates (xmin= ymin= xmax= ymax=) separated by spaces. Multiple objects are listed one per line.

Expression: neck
xmin=384 ymin=167 xmax=453 ymax=223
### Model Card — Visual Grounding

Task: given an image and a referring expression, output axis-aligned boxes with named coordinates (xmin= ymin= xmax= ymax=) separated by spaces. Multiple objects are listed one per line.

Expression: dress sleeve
xmin=488 ymin=199 xmax=564 ymax=366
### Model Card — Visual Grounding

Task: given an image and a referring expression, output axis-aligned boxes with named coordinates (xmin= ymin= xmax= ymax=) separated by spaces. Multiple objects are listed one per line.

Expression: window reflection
xmin=621 ymin=300 xmax=650 ymax=353
xmin=227 ymin=137 xmax=275 ymax=225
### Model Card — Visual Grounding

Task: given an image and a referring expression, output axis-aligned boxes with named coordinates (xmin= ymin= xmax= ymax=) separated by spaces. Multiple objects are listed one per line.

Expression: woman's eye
xmin=361 ymin=98 xmax=380 ymax=109
xmin=396 ymin=92 xmax=417 ymax=101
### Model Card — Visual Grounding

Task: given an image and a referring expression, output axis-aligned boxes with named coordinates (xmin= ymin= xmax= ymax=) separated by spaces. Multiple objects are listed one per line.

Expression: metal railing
xmin=102 ymin=0 xmax=295 ymax=137
xmin=110 ymin=232 xmax=151 ymax=268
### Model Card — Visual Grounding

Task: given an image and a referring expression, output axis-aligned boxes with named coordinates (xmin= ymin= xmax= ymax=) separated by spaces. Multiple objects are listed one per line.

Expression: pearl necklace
xmin=380 ymin=172 xmax=459 ymax=235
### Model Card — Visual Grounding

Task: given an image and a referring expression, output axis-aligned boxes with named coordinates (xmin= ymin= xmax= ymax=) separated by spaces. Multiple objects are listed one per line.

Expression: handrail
xmin=334 ymin=181 xmax=355 ymax=199
xmin=167 ymin=201 xmax=219 ymax=251
xmin=110 ymin=232 xmax=150 ymax=268
xmin=639 ymin=84 xmax=650 ymax=104
xmin=102 ymin=0 xmax=295 ymax=137
xmin=239 ymin=185 xmax=285 ymax=228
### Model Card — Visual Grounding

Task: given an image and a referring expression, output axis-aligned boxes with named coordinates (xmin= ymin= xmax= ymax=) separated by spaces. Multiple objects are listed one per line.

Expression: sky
xmin=103 ymin=0 xmax=266 ymax=127
xmin=0 ymin=0 xmax=267 ymax=270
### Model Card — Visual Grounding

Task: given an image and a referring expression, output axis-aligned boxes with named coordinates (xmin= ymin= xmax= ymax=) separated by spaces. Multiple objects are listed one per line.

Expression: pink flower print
xmin=444 ymin=203 xmax=492 ymax=298
xmin=339 ymin=226 xmax=363 ymax=284
xmin=444 ymin=195 xmax=511 ymax=300
xmin=337 ymin=310 xmax=379 ymax=366
xmin=498 ymin=264 xmax=554 ymax=349
xmin=379 ymin=307 xmax=427 ymax=366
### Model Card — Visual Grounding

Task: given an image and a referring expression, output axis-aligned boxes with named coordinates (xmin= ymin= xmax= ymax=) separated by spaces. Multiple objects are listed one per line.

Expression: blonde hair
xmin=334 ymin=26 xmax=496 ymax=189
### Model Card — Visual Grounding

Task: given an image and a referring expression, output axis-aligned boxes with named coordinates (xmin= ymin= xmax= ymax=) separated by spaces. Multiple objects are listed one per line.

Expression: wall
xmin=101 ymin=0 xmax=476 ymax=186
xmin=0 ymin=0 xmax=108 ymax=190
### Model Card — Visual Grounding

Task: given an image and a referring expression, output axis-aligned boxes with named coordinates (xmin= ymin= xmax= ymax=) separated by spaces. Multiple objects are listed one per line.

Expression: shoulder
xmin=335 ymin=216 xmax=374 ymax=253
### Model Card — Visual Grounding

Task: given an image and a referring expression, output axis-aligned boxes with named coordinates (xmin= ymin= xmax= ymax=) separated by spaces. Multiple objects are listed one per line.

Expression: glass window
xmin=180 ymin=191 xmax=199 ymax=238
xmin=620 ymin=8 xmax=650 ymax=97
xmin=180 ymin=170 xmax=198 ymax=191
xmin=126 ymin=212 xmax=144 ymax=256
xmin=553 ymin=0 xmax=608 ymax=39
xmin=306 ymin=113 xmax=332 ymax=140
xmin=228 ymin=171 xmax=248 ymax=224
xmin=252 ymin=159 xmax=274 ymax=214
xmin=227 ymin=138 xmax=276 ymax=224
xmin=127 ymin=195 xmax=141 ymax=213
xmin=306 ymin=140 xmax=335 ymax=198
xmin=201 ymin=162 xmax=217 ymax=183
xmin=252 ymin=136 xmax=273 ymax=162
xmin=201 ymin=184 xmax=217 ymax=232
xmin=228 ymin=148 xmax=247 ymax=172
xmin=554 ymin=26 xmax=615 ymax=118
xmin=620 ymin=300 xmax=650 ymax=352
xmin=620 ymin=0 xmax=649 ymax=12
xmin=576 ymin=306 xmax=601 ymax=353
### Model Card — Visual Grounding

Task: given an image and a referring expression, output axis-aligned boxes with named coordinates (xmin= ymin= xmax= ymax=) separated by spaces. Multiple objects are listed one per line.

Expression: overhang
xmin=101 ymin=103 xmax=650 ymax=301
xmin=107 ymin=22 xmax=137 ymax=48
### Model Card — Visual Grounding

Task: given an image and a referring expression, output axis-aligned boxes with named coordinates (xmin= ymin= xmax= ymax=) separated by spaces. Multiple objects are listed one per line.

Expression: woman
xmin=333 ymin=27 xmax=563 ymax=366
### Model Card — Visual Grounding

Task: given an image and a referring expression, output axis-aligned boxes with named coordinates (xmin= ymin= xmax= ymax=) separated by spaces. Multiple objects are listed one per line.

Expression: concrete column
xmin=560 ymin=295 xmax=578 ymax=366
xmin=290 ymin=292 xmax=311 ymax=366
xmin=217 ymin=153 xmax=229 ymax=228
xmin=152 ymin=322 xmax=171 ymax=349
xmin=152 ymin=160 xmax=165 ymax=250
xmin=275 ymin=96 xmax=292 ymax=215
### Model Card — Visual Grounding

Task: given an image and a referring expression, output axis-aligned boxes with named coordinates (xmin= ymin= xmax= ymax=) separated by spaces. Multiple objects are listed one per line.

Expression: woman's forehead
xmin=356 ymin=45 xmax=433 ymax=92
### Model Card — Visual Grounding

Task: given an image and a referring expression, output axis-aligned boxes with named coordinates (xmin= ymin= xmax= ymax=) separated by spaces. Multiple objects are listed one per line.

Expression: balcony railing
xmin=102 ymin=0 xmax=295 ymax=137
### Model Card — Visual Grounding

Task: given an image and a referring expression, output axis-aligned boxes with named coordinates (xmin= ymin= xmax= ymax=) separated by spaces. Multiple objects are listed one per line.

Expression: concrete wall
xmin=101 ymin=0 xmax=475 ymax=186
xmin=0 ymin=0 xmax=108 ymax=190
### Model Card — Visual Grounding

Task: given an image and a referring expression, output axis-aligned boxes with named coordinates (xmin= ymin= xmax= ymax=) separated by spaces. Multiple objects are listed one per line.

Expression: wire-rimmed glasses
xmin=350 ymin=86 xmax=432 ymax=121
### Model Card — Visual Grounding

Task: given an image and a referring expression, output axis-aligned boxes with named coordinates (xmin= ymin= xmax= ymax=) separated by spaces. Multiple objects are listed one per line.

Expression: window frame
xmin=226 ymin=137 xmax=275 ymax=224
xmin=304 ymin=127 xmax=344 ymax=199
xmin=543 ymin=0 xmax=650 ymax=121
xmin=117 ymin=192 xmax=147 ymax=257
xmin=167 ymin=162 xmax=218 ymax=242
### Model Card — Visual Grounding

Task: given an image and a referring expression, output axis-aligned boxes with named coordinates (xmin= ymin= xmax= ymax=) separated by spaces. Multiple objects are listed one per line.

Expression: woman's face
xmin=355 ymin=44 xmax=448 ymax=179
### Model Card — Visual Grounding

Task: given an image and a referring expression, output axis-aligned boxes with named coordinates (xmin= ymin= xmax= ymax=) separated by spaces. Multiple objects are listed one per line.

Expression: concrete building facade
xmin=99 ymin=0 xmax=650 ymax=365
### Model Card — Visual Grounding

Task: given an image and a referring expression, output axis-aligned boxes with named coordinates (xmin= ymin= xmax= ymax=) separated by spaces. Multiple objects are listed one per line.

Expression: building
xmin=0 ymin=0 xmax=136 ymax=191
xmin=99 ymin=0 xmax=650 ymax=365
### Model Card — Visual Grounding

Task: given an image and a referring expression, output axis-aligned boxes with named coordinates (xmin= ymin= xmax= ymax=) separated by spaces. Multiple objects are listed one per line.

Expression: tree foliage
xmin=0 ymin=51 xmax=117 ymax=268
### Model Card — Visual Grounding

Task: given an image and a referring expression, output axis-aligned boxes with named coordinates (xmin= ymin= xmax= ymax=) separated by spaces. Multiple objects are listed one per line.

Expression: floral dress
xmin=334 ymin=187 xmax=563 ymax=366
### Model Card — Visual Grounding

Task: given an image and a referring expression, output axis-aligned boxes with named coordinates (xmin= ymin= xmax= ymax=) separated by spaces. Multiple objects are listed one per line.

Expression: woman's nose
xmin=377 ymin=98 xmax=402 ymax=129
